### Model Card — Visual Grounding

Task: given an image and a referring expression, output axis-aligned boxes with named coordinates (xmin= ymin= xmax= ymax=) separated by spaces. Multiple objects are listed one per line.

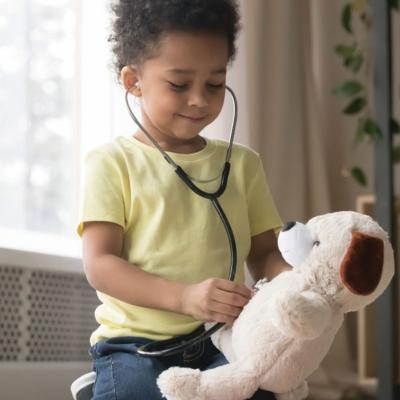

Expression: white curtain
xmin=239 ymin=0 xmax=376 ymax=223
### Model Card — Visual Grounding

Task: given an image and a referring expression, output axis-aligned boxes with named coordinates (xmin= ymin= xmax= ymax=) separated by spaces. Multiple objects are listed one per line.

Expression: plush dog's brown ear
xmin=339 ymin=231 xmax=384 ymax=295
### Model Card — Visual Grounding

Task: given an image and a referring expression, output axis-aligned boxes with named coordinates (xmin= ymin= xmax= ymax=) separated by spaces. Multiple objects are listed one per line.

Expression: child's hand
xmin=181 ymin=278 xmax=252 ymax=325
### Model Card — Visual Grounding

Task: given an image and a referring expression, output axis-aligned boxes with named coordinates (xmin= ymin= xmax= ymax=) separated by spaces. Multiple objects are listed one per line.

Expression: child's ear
xmin=121 ymin=65 xmax=141 ymax=97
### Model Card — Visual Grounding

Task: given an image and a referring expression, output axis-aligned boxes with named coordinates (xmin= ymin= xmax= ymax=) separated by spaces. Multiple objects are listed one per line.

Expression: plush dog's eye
xmin=313 ymin=240 xmax=320 ymax=247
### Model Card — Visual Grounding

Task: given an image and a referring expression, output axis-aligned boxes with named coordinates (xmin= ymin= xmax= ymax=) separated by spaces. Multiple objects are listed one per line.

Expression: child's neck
xmin=133 ymin=131 xmax=207 ymax=154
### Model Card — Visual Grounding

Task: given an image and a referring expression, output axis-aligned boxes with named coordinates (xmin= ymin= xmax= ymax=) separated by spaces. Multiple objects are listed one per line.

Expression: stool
xmin=71 ymin=371 xmax=96 ymax=400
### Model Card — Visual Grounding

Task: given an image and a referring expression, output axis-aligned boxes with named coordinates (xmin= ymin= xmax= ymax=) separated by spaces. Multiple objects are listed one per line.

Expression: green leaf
xmin=341 ymin=53 xmax=363 ymax=72
xmin=334 ymin=80 xmax=363 ymax=97
xmin=355 ymin=118 xmax=367 ymax=142
xmin=351 ymin=166 xmax=367 ymax=186
xmin=344 ymin=57 xmax=353 ymax=68
xmin=391 ymin=118 xmax=400 ymax=134
xmin=343 ymin=97 xmax=367 ymax=114
xmin=390 ymin=0 xmax=399 ymax=10
xmin=364 ymin=118 xmax=382 ymax=140
xmin=342 ymin=4 xmax=353 ymax=33
xmin=334 ymin=44 xmax=356 ymax=58
xmin=392 ymin=145 xmax=400 ymax=163
xmin=349 ymin=54 xmax=364 ymax=72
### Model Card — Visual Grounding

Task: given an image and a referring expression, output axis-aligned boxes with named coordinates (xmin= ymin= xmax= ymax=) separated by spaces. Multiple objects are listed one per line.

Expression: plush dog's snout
xmin=282 ymin=221 xmax=296 ymax=232
xmin=278 ymin=221 xmax=314 ymax=268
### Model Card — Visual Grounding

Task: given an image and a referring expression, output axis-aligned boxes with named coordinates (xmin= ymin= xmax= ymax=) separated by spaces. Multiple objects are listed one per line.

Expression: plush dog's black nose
xmin=282 ymin=221 xmax=296 ymax=232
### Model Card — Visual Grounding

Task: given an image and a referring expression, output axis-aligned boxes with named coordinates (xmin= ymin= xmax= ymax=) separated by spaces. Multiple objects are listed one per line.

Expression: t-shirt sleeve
xmin=76 ymin=149 xmax=126 ymax=237
xmin=247 ymin=158 xmax=282 ymax=236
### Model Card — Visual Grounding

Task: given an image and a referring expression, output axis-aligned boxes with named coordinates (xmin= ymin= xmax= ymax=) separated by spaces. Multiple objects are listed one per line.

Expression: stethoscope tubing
xmin=124 ymin=85 xmax=238 ymax=357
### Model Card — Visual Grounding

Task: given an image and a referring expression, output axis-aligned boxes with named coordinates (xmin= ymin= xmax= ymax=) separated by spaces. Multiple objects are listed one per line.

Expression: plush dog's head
xmin=278 ymin=211 xmax=394 ymax=312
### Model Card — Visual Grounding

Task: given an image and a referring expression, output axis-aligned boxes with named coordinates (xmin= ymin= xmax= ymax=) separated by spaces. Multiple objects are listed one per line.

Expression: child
xmin=77 ymin=0 xmax=289 ymax=399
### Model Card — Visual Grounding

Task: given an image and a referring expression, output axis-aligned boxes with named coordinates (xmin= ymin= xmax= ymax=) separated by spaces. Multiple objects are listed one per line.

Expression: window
xmin=0 ymin=0 xmax=76 ymax=237
xmin=0 ymin=0 xmax=133 ymax=247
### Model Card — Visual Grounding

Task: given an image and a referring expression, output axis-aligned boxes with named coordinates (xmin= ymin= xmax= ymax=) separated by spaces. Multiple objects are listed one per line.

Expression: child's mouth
xmin=178 ymin=114 xmax=208 ymax=122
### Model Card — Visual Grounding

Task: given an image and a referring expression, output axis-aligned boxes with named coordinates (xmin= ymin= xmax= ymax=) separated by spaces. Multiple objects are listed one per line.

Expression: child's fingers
xmin=212 ymin=289 xmax=250 ymax=308
xmin=208 ymin=311 xmax=236 ymax=325
xmin=182 ymin=279 xmax=252 ymax=323
xmin=209 ymin=300 xmax=243 ymax=318
xmin=215 ymin=278 xmax=252 ymax=299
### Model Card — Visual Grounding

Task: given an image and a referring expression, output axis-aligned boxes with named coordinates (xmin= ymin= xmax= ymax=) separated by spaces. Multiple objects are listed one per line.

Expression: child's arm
xmin=246 ymin=229 xmax=291 ymax=282
xmin=82 ymin=221 xmax=252 ymax=325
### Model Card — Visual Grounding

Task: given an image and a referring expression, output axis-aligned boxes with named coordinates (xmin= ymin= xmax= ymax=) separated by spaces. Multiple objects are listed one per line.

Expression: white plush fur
xmin=157 ymin=211 xmax=394 ymax=400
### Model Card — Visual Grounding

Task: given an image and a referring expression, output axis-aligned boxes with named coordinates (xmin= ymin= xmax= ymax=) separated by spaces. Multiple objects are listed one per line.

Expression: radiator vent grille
xmin=0 ymin=264 xmax=99 ymax=362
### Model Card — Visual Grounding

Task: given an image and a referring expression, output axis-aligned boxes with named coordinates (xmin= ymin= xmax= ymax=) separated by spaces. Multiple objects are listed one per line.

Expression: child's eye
xmin=207 ymin=83 xmax=225 ymax=90
xmin=167 ymin=81 xmax=225 ymax=91
xmin=168 ymin=81 xmax=188 ymax=90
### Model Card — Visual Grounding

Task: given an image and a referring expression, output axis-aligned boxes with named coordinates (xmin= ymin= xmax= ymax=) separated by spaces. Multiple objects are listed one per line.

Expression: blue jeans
xmin=89 ymin=330 xmax=275 ymax=399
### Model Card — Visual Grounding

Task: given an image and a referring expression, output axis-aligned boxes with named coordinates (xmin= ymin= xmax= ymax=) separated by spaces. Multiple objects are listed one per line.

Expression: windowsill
xmin=0 ymin=227 xmax=81 ymax=257
xmin=0 ymin=227 xmax=83 ymax=273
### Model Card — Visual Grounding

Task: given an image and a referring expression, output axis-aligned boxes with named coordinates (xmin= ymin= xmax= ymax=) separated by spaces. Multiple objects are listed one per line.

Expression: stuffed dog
xmin=157 ymin=211 xmax=394 ymax=400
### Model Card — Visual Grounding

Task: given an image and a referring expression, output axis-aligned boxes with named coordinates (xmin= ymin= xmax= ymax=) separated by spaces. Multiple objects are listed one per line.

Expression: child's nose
xmin=187 ymin=89 xmax=209 ymax=108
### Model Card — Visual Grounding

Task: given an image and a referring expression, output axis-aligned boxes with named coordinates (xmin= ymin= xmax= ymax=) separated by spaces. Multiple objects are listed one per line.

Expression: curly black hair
xmin=109 ymin=0 xmax=241 ymax=80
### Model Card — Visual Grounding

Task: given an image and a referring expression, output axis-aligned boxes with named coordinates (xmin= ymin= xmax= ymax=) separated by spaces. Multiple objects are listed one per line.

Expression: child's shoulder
xmin=83 ymin=137 xmax=136 ymax=175
xmin=84 ymin=136 xmax=133 ymax=160
xmin=213 ymin=138 xmax=261 ymax=164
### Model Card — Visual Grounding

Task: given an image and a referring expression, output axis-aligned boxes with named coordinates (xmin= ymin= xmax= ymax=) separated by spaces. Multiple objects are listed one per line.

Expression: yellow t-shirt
xmin=77 ymin=135 xmax=282 ymax=345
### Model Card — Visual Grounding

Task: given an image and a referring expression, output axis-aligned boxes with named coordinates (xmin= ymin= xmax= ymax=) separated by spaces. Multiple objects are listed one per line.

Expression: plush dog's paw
xmin=157 ymin=367 xmax=201 ymax=400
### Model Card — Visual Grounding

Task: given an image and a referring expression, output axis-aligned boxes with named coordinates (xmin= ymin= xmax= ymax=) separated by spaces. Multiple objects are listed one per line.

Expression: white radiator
xmin=0 ymin=235 xmax=99 ymax=400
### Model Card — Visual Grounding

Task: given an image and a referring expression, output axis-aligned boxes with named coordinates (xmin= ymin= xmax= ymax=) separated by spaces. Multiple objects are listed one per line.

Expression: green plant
xmin=333 ymin=0 xmax=400 ymax=187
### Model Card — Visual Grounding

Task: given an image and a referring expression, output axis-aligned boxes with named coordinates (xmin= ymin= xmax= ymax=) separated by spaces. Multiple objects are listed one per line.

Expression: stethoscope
xmin=125 ymin=85 xmax=238 ymax=357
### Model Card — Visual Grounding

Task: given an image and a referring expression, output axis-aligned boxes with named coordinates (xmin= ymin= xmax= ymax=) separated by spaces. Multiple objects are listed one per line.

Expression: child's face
xmin=131 ymin=32 xmax=229 ymax=147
